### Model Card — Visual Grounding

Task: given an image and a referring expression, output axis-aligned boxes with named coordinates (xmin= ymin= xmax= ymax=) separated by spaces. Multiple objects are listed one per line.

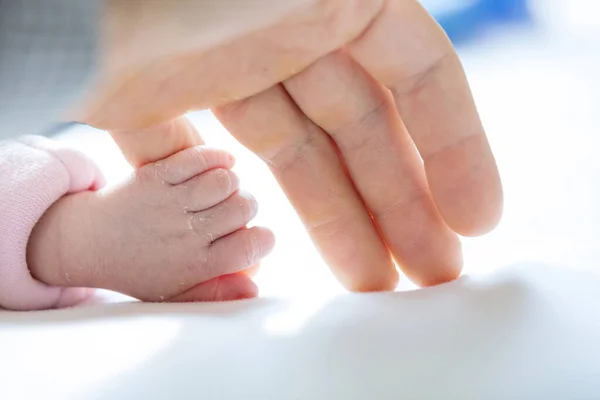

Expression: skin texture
xmin=110 ymin=117 xmax=263 ymax=302
xmin=77 ymin=0 xmax=502 ymax=294
xmin=27 ymin=140 xmax=274 ymax=302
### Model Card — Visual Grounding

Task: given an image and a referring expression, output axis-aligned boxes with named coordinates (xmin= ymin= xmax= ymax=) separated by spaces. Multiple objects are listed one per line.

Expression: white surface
xmin=1 ymin=264 xmax=600 ymax=399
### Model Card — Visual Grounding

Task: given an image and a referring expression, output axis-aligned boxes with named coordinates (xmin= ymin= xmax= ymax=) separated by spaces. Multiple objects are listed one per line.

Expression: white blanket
xmin=2 ymin=263 xmax=599 ymax=399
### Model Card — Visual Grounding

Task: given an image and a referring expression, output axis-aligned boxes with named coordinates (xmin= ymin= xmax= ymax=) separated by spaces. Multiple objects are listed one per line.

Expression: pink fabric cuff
xmin=0 ymin=136 xmax=105 ymax=311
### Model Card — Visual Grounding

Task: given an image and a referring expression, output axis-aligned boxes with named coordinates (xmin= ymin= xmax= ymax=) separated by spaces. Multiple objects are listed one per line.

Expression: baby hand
xmin=28 ymin=146 xmax=275 ymax=301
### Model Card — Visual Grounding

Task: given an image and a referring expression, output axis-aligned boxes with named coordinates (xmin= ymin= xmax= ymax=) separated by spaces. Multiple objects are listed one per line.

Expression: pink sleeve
xmin=0 ymin=136 xmax=105 ymax=311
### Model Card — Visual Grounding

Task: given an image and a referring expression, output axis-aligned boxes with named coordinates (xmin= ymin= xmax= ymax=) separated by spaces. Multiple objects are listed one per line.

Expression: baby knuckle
xmin=188 ymin=146 xmax=209 ymax=170
xmin=189 ymin=215 xmax=214 ymax=244
xmin=196 ymin=249 xmax=215 ymax=279
xmin=182 ymin=247 xmax=211 ymax=280
xmin=136 ymin=163 xmax=160 ymax=184
xmin=238 ymin=194 xmax=258 ymax=223
xmin=242 ymin=233 xmax=260 ymax=266
xmin=198 ymin=229 xmax=216 ymax=246
xmin=228 ymin=171 xmax=241 ymax=192
xmin=213 ymin=169 xmax=234 ymax=194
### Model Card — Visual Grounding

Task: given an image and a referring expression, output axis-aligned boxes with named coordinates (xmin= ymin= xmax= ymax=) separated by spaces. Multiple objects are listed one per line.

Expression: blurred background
xmin=54 ymin=0 xmax=600 ymax=299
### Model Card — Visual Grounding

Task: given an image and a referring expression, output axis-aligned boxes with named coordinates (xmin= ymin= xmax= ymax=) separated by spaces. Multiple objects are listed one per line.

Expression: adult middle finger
xmin=284 ymin=50 xmax=462 ymax=286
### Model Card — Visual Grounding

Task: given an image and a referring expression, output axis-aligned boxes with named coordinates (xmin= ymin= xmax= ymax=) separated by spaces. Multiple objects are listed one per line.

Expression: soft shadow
xmin=79 ymin=263 xmax=600 ymax=399
xmin=0 ymin=297 xmax=279 ymax=326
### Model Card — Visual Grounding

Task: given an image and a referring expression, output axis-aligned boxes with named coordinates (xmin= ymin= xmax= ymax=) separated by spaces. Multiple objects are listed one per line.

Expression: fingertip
xmin=407 ymin=235 xmax=463 ymax=288
xmin=398 ymin=217 xmax=463 ymax=287
xmin=347 ymin=268 xmax=399 ymax=293
xmin=199 ymin=146 xmax=236 ymax=169
xmin=227 ymin=152 xmax=236 ymax=167
xmin=426 ymin=135 xmax=504 ymax=238
xmin=454 ymin=199 xmax=503 ymax=238
xmin=188 ymin=145 xmax=236 ymax=171
xmin=253 ymin=226 xmax=276 ymax=256
xmin=435 ymin=172 xmax=503 ymax=238
xmin=461 ymin=165 xmax=503 ymax=237
xmin=410 ymin=258 xmax=463 ymax=288
xmin=236 ymin=190 xmax=260 ymax=221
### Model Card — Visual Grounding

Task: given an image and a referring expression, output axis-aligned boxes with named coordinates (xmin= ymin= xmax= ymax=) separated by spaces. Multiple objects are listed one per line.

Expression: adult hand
xmin=79 ymin=0 xmax=502 ymax=292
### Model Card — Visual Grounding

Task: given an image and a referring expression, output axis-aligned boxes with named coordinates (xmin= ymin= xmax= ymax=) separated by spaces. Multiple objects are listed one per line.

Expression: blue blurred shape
xmin=422 ymin=0 xmax=530 ymax=45
xmin=484 ymin=0 xmax=530 ymax=20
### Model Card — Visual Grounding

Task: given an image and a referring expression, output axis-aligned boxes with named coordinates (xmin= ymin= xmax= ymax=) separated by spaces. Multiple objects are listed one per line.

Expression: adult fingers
xmin=110 ymin=116 xmax=204 ymax=168
xmin=347 ymin=0 xmax=503 ymax=236
xmin=82 ymin=0 xmax=385 ymax=131
xmin=283 ymin=50 xmax=461 ymax=286
xmin=214 ymin=85 xmax=398 ymax=292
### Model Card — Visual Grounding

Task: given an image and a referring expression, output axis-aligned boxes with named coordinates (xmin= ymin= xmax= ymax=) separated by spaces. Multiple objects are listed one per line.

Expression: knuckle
xmin=329 ymin=99 xmax=388 ymax=150
xmin=188 ymin=214 xmax=215 ymax=245
xmin=136 ymin=162 xmax=159 ymax=184
xmin=187 ymin=146 xmax=209 ymax=171
xmin=371 ymin=190 xmax=429 ymax=222
xmin=227 ymin=171 xmax=241 ymax=192
xmin=268 ymin=126 xmax=321 ymax=172
xmin=180 ymin=237 xmax=215 ymax=280
xmin=198 ymin=229 xmax=216 ymax=246
xmin=242 ymin=232 xmax=260 ymax=267
xmin=238 ymin=193 xmax=258 ymax=223
xmin=391 ymin=51 xmax=455 ymax=102
xmin=212 ymin=168 xmax=234 ymax=195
